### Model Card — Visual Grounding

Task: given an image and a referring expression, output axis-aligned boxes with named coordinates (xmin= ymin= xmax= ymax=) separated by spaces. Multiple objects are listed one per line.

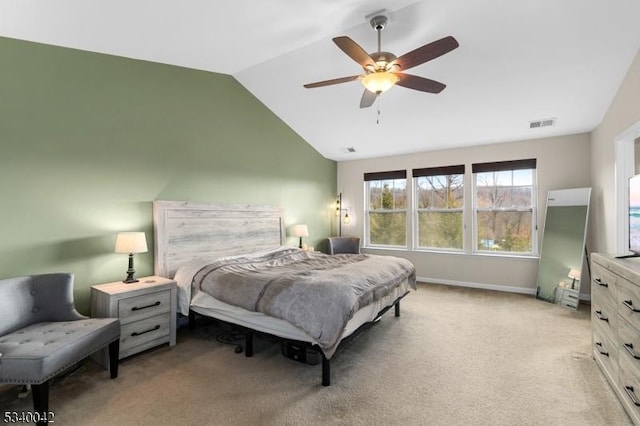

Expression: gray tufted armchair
xmin=327 ymin=237 xmax=361 ymax=255
xmin=0 ymin=273 xmax=120 ymax=424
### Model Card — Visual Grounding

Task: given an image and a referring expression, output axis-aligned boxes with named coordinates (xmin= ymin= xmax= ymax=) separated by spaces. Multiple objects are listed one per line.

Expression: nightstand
xmin=91 ymin=276 xmax=177 ymax=365
xmin=556 ymin=286 xmax=579 ymax=309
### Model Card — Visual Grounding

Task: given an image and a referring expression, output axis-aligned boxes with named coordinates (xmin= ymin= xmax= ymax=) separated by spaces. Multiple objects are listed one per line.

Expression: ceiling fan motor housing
xmin=370 ymin=52 xmax=397 ymax=70
xmin=370 ymin=15 xmax=388 ymax=31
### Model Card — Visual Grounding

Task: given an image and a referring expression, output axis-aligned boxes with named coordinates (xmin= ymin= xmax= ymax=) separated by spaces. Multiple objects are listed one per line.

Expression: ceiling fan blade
xmin=392 ymin=36 xmax=459 ymax=71
xmin=304 ymin=75 xmax=360 ymax=89
xmin=333 ymin=36 xmax=375 ymax=68
xmin=360 ymin=89 xmax=377 ymax=109
xmin=395 ymin=73 xmax=446 ymax=93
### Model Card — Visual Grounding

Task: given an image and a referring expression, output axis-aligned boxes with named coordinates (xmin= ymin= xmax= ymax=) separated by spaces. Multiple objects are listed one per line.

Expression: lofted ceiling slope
xmin=2 ymin=0 xmax=640 ymax=161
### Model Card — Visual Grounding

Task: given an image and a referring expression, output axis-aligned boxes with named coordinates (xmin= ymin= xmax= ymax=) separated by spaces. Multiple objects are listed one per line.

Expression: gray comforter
xmin=193 ymin=247 xmax=416 ymax=358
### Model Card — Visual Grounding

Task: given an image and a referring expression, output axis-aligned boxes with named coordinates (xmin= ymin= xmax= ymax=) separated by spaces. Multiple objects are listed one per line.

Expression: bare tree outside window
xmin=415 ymin=174 xmax=464 ymax=249
xmin=474 ymin=169 xmax=535 ymax=254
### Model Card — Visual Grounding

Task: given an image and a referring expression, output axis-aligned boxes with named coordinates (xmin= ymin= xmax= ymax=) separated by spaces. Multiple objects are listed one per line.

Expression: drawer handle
xmin=595 ymin=310 xmax=609 ymax=322
xmin=565 ymin=293 xmax=578 ymax=300
xmin=624 ymin=386 xmax=640 ymax=407
xmin=624 ymin=343 xmax=640 ymax=360
xmin=594 ymin=278 xmax=608 ymax=288
xmin=623 ymin=300 xmax=640 ymax=313
xmin=131 ymin=301 xmax=161 ymax=311
xmin=131 ymin=325 xmax=161 ymax=337
xmin=595 ymin=342 xmax=609 ymax=357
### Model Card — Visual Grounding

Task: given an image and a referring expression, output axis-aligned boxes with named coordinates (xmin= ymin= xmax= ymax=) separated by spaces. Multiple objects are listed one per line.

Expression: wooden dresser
xmin=592 ymin=253 xmax=640 ymax=423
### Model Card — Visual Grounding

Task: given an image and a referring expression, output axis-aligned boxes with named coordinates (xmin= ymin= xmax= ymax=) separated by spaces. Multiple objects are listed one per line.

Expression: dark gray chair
xmin=327 ymin=236 xmax=361 ymax=254
xmin=0 ymin=273 xmax=120 ymax=423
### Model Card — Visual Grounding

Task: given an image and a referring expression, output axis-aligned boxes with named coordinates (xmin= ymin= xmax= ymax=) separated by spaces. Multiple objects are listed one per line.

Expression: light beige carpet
xmin=0 ymin=283 xmax=631 ymax=425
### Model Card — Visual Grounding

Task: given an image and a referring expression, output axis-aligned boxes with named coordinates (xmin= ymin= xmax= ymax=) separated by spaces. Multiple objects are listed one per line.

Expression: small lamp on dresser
xmin=115 ymin=232 xmax=148 ymax=283
xmin=293 ymin=225 xmax=309 ymax=249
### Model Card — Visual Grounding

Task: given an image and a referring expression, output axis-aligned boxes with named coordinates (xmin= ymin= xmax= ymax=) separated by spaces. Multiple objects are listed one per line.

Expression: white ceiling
xmin=2 ymin=0 xmax=640 ymax=161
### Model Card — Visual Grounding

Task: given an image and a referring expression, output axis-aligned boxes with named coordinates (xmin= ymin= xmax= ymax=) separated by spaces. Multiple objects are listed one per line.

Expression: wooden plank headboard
xmin=153 ymin=200 xmax=286 ymax=278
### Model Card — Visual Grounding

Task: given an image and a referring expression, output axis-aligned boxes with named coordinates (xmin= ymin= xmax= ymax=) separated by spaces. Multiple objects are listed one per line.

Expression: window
xmin=413 ymin=165 xmax=464 ymax=250
xmin=365 ymin=170 xmax=407 ymax=247
xmin=473 ymin=159 xmax=537 ymax=254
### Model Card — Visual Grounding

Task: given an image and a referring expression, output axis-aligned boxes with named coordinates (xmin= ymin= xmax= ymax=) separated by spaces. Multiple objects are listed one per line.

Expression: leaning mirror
xmin=536 ymin=187 xmax=591 ymax=310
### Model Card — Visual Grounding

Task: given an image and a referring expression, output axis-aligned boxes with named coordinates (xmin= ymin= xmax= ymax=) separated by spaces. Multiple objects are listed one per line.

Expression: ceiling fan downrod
xmin=370 ymin=15 xmax=388 ymax=54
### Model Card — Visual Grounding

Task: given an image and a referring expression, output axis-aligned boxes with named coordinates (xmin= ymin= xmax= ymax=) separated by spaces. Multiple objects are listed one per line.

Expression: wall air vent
xmin=529 ymin=117 xmax=556 ymax=129
xmin=340 ymin=147 xmax=357 ymax=153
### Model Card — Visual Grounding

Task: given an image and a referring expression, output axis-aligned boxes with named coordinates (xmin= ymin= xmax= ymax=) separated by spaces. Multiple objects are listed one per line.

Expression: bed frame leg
xmin=322 ymin=354 xmax=330 ymax=386
xmin=245 ymin=330 xmax=253 ymax=357
xmin=188 ymin=310 xmax=196 ymax=330
xmin=395 ymin=300 xmax=401 ymax=317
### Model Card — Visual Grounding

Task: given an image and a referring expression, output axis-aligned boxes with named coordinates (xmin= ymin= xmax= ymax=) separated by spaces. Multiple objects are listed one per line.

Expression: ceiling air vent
xmin=529 ymin=118 xmax=556 ymax=129
xmin=340 ymin=147 xmax=357 ymax=153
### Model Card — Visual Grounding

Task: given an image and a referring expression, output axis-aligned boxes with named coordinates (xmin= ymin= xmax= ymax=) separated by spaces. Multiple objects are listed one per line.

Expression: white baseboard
xmin=417 ymin=276 xmax=591 ymax=302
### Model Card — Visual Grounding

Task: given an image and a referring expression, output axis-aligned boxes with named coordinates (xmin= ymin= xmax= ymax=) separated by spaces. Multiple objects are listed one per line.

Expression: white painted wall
xmin=337 ymin=133 xmax=591 ymax=296
xmin=591 ymin=50 xmax=640 ymax=255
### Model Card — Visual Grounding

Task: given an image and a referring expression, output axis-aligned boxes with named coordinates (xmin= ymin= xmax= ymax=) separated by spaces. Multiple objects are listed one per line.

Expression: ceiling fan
xmin=304 ymin=14 xmax=459 ymax=108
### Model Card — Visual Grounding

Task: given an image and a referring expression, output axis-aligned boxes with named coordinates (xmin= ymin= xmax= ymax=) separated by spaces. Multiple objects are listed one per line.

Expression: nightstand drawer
xmin=118 ymin=290 xmax=171 ymax=323
xmin=120 ymin=313 xmax=171 ymax=352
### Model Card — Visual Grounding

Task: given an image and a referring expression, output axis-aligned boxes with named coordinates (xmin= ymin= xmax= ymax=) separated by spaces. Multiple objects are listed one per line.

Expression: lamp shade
xmin=293 ymin=225 xmax=309 ymax=238
xmin=115 ymin=232 xmax=148 ymax=254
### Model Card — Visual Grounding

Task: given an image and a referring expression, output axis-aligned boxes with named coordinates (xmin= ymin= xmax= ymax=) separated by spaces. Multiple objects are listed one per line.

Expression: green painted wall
xmin=0 ymin=37 xmax=337 ymax=314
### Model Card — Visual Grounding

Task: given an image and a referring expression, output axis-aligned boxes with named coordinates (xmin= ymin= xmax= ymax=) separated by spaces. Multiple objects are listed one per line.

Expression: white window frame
xmin=412 ymin=165 xmax=465 ymax=252
xmin=472 ymin=160 xmax=538 ymax=256
xmin=364 ymin=170 xmax=408 ymax=248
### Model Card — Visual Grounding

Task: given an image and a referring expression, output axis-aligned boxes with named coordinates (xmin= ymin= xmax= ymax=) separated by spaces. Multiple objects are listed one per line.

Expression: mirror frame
xmin=535 ymin=187 xmax=591 ymax=309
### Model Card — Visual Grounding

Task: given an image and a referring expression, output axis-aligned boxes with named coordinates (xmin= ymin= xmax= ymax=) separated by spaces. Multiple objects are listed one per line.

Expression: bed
xmin=153 ymin=200 xmax=416 ymax=386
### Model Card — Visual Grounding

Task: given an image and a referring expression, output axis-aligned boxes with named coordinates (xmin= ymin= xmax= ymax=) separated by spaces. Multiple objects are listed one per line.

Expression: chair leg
xmin=108 ymin=339 xmax=120 ymax=379
xmin=32 ymin=381 xmax=49 ymax=421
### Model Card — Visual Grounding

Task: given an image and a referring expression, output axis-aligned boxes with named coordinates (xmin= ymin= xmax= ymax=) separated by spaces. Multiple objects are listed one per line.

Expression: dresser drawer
xmin=619 ymin=354 xmax=640 ymax=424
xmin=619 ymin=317 xmax=640 ymax=376
xmin=592 ymin=262 xmax=617 ymax=304
xmin=593 ymin=323 xmax=618 ymax=383
xmin=592 ymin=299 xmax=618 ymax=336
xmin=120 ymin=313 xmax=171 ymax=352
xmin=618 ymin=277 xmax=640 ymax=331
xmin=118 ymin=289 xmax=171 ymax=323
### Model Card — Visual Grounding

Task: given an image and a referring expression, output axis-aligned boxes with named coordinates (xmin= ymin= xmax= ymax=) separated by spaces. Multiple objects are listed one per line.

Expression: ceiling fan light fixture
xmin=361 ymin=72 xmax=399 ymax=94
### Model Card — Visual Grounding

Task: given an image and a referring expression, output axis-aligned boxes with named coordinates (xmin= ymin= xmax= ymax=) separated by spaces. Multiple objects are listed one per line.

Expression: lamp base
xmin=123 ymin=253 xmax=138 ymax=284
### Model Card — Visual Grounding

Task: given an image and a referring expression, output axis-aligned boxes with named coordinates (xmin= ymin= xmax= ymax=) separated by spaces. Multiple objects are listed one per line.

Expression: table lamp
xmin=115 ymin=232 xmax=148 ymax=283
xmin=568 ymin=268 xmax=581 ymax=290
xmin=293 ymin=225 xmax=309 ymax=249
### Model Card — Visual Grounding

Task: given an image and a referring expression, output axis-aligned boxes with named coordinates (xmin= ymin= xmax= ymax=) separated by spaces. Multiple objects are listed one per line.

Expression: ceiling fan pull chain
xmin=376 ymin=96 xmax=382 ymax=125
